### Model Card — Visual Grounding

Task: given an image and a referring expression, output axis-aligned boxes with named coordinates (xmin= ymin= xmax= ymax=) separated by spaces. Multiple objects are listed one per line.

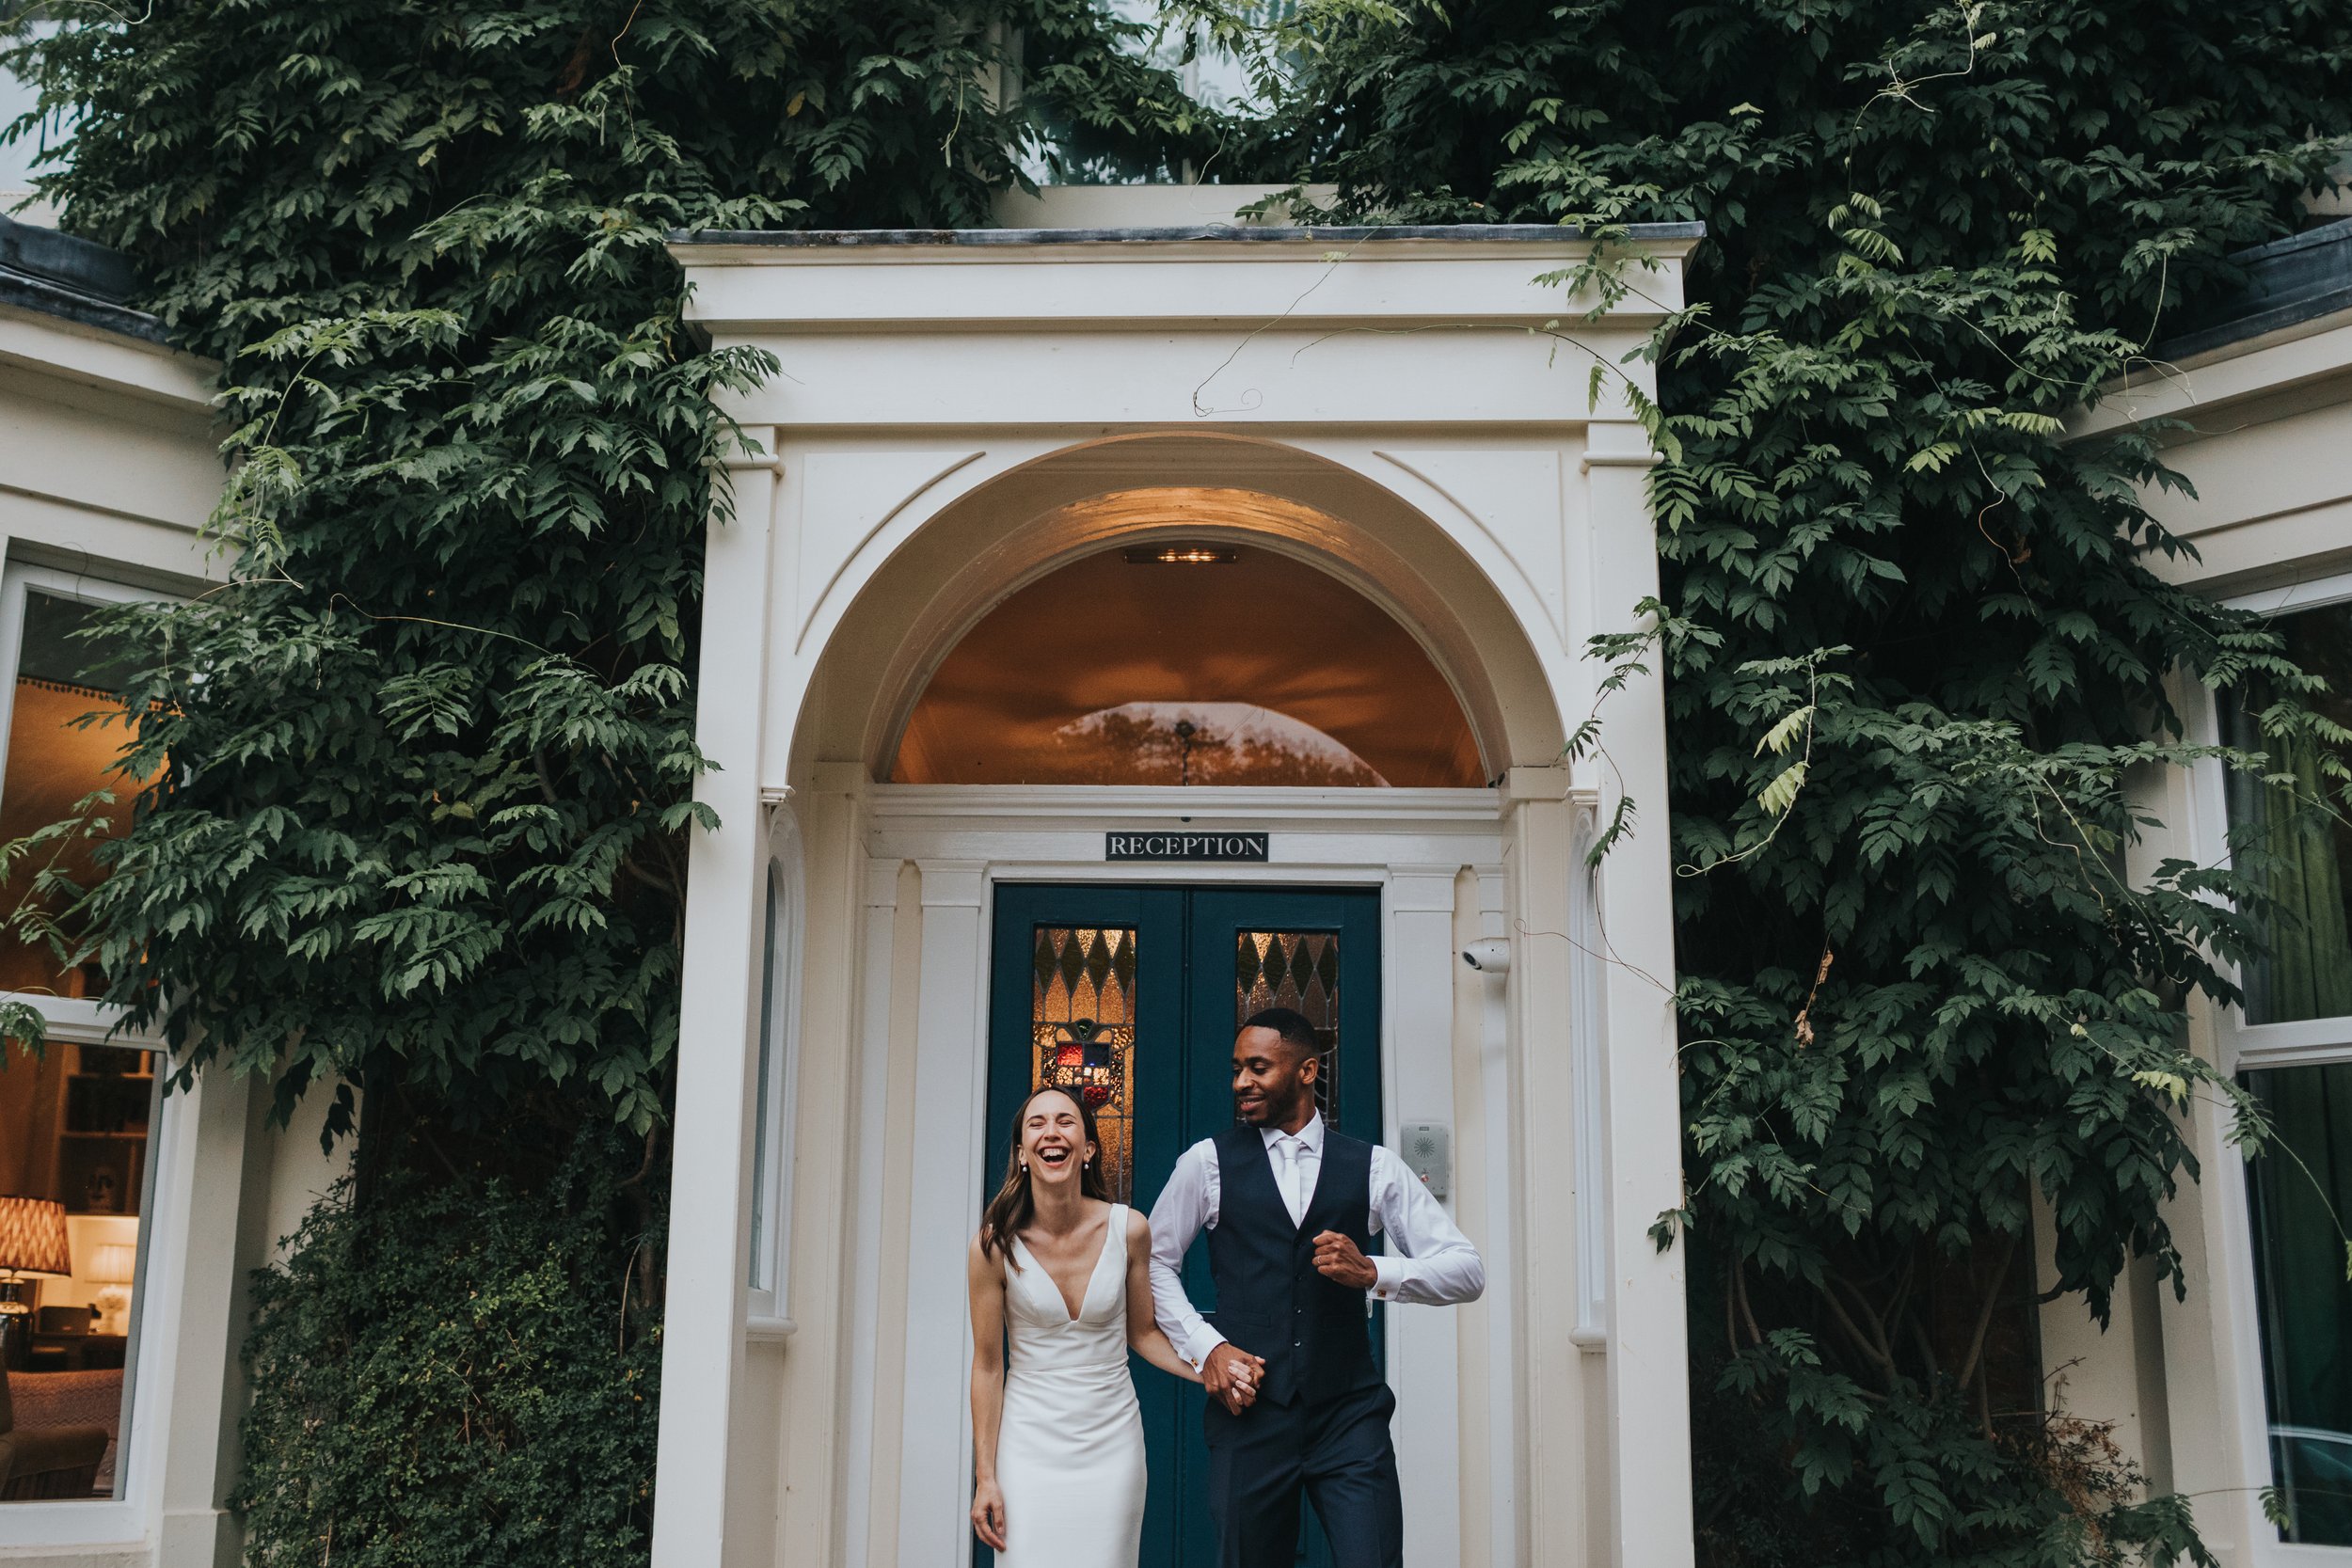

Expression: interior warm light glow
xmin=0 ymin=593 xmax=145 ymax=996
xmin=892 ymin=528 xmax=1485 ymax=787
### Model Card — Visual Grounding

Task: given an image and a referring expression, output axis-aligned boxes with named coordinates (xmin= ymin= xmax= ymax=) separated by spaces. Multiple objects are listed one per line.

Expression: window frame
xmin=2203 ymin=566 xmax=2352 ymax=1560
xmin=0 ymin=560 xmax=180 ymax=1539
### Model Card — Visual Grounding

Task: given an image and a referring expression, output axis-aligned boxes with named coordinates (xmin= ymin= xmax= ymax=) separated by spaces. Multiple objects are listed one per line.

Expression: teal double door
xmin=983 ymin=883 xmax=1384 ymax=1568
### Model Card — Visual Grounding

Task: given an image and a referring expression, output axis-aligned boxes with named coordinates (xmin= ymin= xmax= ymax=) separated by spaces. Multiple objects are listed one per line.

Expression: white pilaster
xmin=650 ymin=443 xmax=781 ymax=1568
xmin=1582 ymin=429 xmax=1694 ymax=1568
xmin=897 ymin=859 xmax=990 ymax=1567
xmin=1388 ymin=867 xmax=1466 ymax=1566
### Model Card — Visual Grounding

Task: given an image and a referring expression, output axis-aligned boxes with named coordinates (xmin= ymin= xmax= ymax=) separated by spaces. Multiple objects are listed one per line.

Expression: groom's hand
xmin=1311 ymin=1230 xmax=1378 ymax=1290
xmin=1201 ymin=1342 xmax=1266 ymax=1415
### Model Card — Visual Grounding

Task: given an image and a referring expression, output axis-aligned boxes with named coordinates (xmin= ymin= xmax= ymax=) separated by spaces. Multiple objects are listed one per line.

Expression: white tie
xmin=1279 ymin=1136 xmax=1305 ymax=1226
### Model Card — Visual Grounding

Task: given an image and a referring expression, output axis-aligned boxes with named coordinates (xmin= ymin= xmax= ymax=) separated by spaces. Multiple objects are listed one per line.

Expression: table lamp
xmin=0 ymin=1196 xmax=72 ymax=1355
xmin=88 ymin=1243 xmax=136 ymax=1335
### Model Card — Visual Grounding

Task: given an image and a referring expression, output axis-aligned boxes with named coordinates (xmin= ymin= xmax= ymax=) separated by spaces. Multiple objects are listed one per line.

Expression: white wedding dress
xmin=995 ymin=1203 xmax=1148 ymax=1567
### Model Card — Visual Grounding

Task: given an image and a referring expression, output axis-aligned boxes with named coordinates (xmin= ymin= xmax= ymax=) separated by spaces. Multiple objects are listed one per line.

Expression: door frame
xmin=981 ymin=881 xmax=1386 ymax=1568
xmin=850 ymin=784 xmax=1514 ymax=1568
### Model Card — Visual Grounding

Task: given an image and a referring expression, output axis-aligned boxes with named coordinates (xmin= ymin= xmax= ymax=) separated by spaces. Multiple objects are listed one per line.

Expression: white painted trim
xmin=2230 ymin=1018 xmax=2352 ymax=1069
xmin=2227 ymin=567 xmax=2352 ymax=620
xmin=2073 ymin=317 xmax=2352 ymax=440
xmin=0 ymin=308 xmax=216 ymax=414
xmin=1569 ymin=794 xmax=1611 ymax=1351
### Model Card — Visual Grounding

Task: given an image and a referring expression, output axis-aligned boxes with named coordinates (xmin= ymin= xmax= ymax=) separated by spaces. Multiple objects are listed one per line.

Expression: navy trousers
xmin=1204 ymin=1383 xmax=1404 ymax=1568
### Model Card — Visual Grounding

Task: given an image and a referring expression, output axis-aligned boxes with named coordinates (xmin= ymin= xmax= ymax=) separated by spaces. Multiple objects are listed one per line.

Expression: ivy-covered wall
xmin=1222 ymin=0 xmax=2352 ymax=1560
xmin=8 ymin=1 xmax=2352 ymax=1564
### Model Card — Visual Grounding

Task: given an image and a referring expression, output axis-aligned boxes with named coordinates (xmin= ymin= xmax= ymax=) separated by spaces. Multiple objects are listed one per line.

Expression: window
xmin=0 ymin=574 xmax=153 ymax=996
xmin=891 ymin=525 xmax=1485 ymax=787
xmin=2223 ymin=591 xmax=2352 ymax=1546
xmin=0 ymin=564 xmax=166 ymax=1506
xmin=748 ymin=816 xmax=803 ymax=1314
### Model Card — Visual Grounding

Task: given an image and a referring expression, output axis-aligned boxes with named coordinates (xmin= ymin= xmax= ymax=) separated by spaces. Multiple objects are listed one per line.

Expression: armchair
xmin=0 ymin=1368 xmax=108 ymax=1500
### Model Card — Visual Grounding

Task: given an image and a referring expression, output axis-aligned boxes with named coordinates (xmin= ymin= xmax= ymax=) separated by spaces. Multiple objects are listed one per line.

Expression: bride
xmin=967 ymin=1085 xmax=1254 ymax=1563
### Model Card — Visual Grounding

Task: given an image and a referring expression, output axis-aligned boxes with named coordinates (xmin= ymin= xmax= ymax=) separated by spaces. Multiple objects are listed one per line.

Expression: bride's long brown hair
xmin=980 ymin=1085 xmax=1111 ymax=1269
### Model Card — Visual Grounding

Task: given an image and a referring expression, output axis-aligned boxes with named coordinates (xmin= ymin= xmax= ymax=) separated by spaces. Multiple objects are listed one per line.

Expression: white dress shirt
xmin=1146 ymin=1113 xmax=1486 ymax=1368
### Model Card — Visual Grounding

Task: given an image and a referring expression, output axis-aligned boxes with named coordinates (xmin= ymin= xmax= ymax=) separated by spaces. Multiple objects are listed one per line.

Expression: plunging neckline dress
xmin=995 ymin=1203 xmax=1147 ymax=1566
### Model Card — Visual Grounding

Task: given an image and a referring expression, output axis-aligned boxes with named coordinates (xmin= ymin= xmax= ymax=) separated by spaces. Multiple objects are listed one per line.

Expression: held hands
xmin=1200 ymin=1341 xmax=1269 ymax=1415
xmin=1311 ymin=1230 xmax=1378 ymax=1291
xmin=971 ymin=1477 xmax=1008 ymax=1552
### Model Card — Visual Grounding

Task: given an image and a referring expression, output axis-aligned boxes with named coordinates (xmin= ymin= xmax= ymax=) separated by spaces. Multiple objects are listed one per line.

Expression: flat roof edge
xmin=2156 ymin=289 xmax=2352 ymax=366
xmin=0 ymin=269 xmax=173 ymax=346
xmin=668 ymin=221 xmax=1708 ymax=249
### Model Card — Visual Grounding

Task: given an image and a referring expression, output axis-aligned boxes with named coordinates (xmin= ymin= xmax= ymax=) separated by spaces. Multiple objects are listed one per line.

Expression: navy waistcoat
xmin=1205 ymin=1123 xmax=1379 ymax=1407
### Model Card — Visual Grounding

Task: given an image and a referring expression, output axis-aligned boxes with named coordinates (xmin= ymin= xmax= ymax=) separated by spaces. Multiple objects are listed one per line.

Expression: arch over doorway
xmin=889 ymin=506 xmax=1486 ymax=789
xmin=781 ymin=434 xmax=1570 ymax=789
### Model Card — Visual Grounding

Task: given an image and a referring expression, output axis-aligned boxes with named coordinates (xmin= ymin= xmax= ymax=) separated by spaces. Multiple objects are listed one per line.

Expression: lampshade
xmin=0 ymin=1196 xmax=72 ymax=1278
xmin=88 ymin=1243 xmax=136 ymax=1286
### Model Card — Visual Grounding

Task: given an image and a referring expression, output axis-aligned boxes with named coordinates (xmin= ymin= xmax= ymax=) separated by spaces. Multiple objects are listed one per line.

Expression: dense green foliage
xmin=1207 ymin=0 xmax=2352 ymax=1560
xmin=1 ymin=0 xmax=1188 ymax=1132
xmin=233 ymin=1133 xmax=662 ymax=1568
xmin=13 ymin=0 xmax=2352 ymax=1562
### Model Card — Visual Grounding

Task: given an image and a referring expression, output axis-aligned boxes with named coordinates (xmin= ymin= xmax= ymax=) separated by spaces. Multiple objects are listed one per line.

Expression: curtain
xmin=2249 ymin=1063 xmax=2352 ymax=1544
xmin=2226 ymin=714 xmax=2352 ymax=1024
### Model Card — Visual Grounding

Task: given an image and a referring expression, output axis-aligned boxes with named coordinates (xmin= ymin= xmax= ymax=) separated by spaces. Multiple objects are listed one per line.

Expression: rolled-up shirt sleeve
xmin=1367 ymin=1148 xmax=1486 ymax=1306
xmin=1147 ymin=1140 xmax=1225 ymax=1367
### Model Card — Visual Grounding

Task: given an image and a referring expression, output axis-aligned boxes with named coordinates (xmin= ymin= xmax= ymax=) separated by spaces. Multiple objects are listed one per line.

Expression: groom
xmin=1148 ymin=1007 xmax=1486 ymax=1568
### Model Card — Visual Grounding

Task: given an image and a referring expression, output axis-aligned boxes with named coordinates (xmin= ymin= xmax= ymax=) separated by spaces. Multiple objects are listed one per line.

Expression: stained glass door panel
xmin=986 ymin=885 xmax=1382 ymax=1568
xmin=1236 ymin=930 xmax=1343 ymax=1123
xmin=1031 ymin=926 xmax=1142 ymax=1199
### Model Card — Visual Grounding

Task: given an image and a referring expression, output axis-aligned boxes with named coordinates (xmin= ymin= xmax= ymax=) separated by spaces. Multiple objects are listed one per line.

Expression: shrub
xmin=234 ymin=1132 xmax=663 ymax=1568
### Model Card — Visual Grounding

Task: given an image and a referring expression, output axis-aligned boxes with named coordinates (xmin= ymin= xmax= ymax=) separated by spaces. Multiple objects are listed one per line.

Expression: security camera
xmin=1460 ymin=939 xmax=1512 ymax=975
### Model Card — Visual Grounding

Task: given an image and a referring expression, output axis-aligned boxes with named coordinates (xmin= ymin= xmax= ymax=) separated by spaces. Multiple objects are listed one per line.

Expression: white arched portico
xmin=653 ymin=223 xmax=1699 ymax=1568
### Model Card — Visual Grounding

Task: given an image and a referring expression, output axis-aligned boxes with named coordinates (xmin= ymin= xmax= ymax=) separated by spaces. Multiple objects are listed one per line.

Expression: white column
xmin=651 ymin=444 xmax=780 ymax=1568
xmin=1582 ymin=425 xmax=1694 ymax=1568
xmin=150 ymin=1068 xmax=257 ymax=1565
xmin=1470 ymin=868 xmax=1521 ymax=1568
xmin=1505 ymin=774 xmax=1592 ymax=1568
xmin=897 ymin=860 xmax=990 ymax=1567
xmin=1388 ymin=867 xmax=1465 ymax=1567
xmin=839 ymin=854 xmax=906 ymax=1568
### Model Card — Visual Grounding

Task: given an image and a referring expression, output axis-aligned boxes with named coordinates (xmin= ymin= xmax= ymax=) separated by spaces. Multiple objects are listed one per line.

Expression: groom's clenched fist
xmin=1311 ymin=1230 xmax=1378 ymax=1290
xmin=1201 ymin=1342 xmax=1266 ymax=1414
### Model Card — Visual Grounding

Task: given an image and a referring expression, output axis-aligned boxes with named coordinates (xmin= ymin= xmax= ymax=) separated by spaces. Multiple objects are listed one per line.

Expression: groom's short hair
xmin=1240 ymin=1007 xmax=1320 ymax=1060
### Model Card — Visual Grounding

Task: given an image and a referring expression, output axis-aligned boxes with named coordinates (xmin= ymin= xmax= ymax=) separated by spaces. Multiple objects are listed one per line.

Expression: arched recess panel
xmin=890 ymin=521 xmax=1485 ymax=788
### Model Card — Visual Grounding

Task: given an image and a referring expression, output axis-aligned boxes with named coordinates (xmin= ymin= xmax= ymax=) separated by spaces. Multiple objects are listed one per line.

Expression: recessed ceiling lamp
xmin=1122 ymin=544 xmax=1240 ymax=565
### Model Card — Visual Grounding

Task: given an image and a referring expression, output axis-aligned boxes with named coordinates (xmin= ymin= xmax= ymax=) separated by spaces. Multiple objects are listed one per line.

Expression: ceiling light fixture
xmin=1122 ymin=545 xmax=1240 ymax=565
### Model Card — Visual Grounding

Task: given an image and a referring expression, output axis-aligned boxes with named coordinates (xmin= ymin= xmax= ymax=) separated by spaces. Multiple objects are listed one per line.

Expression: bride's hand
xmin=971 ymin=1478 xmax=1008 ymax=1551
